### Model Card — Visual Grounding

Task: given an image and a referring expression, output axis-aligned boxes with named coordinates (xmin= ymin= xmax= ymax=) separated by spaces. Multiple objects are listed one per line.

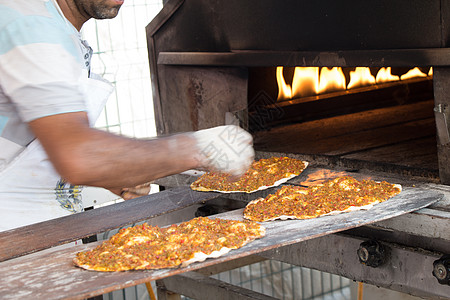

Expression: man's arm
xmin=29 ymin=111 xmax=254 ymax=190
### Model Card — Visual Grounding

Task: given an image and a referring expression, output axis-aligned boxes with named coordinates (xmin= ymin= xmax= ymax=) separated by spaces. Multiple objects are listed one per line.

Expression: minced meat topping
xmin=191 ymin=157 xmax=307 ymax=193
xmin=74 ymin=217 xmax=265 ymax=271
xmin=243 ymin=176 xmax=401 ymax=222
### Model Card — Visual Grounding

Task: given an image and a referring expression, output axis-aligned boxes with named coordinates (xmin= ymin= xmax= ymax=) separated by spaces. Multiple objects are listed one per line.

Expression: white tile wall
xmin=81 ymin=0 xmax=163 ymax=138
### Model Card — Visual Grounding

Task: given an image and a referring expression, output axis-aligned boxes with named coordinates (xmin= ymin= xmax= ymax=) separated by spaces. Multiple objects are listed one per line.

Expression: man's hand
xmin=120 ymin=183 xmax=152 ymax=200
xmin=192 ymin=125 xmax=254 ymax=177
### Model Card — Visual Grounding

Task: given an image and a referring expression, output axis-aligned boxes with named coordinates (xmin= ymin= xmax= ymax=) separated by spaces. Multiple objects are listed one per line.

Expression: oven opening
xmin=248 ymin=66 xmax=437 ymax=180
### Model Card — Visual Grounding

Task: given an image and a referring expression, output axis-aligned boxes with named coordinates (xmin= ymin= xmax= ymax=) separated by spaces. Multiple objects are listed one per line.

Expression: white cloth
xmin=0 ymin=72 xmax=118 ymax=232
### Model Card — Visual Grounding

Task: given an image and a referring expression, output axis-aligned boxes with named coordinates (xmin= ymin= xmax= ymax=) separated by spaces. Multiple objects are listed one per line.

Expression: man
xmin=0 ymin=0 xmax=254 ymax=231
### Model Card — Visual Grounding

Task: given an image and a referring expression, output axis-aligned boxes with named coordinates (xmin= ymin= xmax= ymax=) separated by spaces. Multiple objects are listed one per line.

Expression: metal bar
xmin=433 ymin=67 xmax=450 ymax=184
xmin=195 ymin=255 xmax=266 ymax=276
xmin=145 ymin=0 xmax=185 ymax=135
xmin=374 ymin=208 xmax=450 ymax=240
xmin=157 ymin=49 xmax=450 ymax=67
xmin=0 ymin=186 xmax=220 ymax=262
xmin=260 ymin=233 xmax=450 ymax=299
xmin=157 ymin=272 xmax=278 ymax=300
xmin=148 ymin=0 xmax=446 ymax=53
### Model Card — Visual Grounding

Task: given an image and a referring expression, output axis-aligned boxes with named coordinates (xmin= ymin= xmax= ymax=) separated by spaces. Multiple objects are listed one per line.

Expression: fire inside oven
xmin=248 ymin=66 xmax=437 ymax=179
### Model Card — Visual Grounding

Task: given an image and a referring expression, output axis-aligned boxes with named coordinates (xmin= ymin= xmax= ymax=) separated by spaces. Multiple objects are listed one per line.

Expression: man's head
xmin=74 ymin=0 xmax=124 ymax=20
xmin=59 ymin=0 xmax=124 ymax=30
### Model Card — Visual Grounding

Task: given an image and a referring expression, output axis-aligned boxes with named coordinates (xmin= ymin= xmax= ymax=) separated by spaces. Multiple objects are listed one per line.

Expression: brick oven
xmin=146 ymin=0 xmax=450 ymax=298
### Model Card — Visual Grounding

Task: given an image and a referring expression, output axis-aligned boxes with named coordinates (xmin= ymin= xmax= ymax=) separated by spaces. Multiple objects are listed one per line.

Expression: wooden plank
xmin=322 ymin=119 xmax=434 ymax=155
xmin=0 ymin=187 xmax=442 ymax=300
xmin=253 ymin=100 xmax=438 ymax=176
xmin=254 ymin=100 xmax=434 ymax=152
xmin=253 ymin=101 xmax=436 ymax=158
xmin=259 ymin=117 xmax=436 ymax=156
xmin=342 ymin=136 xmax=438 ymax=170
xmin=0 ymin=186 xmax=220 ymax=262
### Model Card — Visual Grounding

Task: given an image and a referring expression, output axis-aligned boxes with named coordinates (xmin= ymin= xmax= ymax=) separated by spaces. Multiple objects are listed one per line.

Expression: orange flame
xmin=318 ymin=67 xmax=346 ymax=93
xmin=276 ymin=66 xmax=432 ymax=101
xmin=376 ymin=67 xmax=399 ymax=84
xmin=292 ymin=67 xmax=320 ymax=98
xmin=276 ymin=66 xmax=291 ymax=100
xmin=347 ymin=67 xmax=376 ymax=89
xmin=400 ymin=67 xmax=428 ymax=80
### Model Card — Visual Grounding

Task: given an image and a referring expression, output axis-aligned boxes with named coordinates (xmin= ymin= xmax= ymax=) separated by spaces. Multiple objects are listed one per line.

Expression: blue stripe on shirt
xmin=0 ymin=1 xmax=80 ymax=62
xmin=0 ymin=116 xmax=8 ymax=135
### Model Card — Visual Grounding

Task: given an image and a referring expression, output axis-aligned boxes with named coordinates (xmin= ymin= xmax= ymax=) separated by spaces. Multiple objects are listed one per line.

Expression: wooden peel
xmin=145 ymin=282 xmax=157 ymax=300
xmin=358 ymin=282 xmax=364 ymax=300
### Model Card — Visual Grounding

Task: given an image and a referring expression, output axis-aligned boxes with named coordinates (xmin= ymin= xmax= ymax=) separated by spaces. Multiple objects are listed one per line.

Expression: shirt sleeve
xmin=0 ymin=13 xmax=87 ymax=122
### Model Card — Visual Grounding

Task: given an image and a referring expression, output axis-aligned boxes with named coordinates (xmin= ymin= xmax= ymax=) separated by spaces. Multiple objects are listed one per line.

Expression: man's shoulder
xmin=0 ymin=0 xmax=57 ymax=38
xmin=0 ymin=0 xmax=79 ymax=59
xmin=0 ymin=0 xmax=52 ymax=18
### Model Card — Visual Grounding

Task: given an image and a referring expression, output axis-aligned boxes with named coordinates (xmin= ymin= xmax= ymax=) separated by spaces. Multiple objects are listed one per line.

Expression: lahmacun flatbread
xmin=190 ymin=157 xmax=308 ymax=193
xmin=73 ymin=217 xmax=265 ymax=272
xmin=243 ymin=176 xmax=402 ymax=222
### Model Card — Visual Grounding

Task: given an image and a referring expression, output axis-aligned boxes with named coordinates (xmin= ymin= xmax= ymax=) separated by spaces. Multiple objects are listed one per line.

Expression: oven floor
xmin=253 ymin=99 xmax=438 ymax=179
